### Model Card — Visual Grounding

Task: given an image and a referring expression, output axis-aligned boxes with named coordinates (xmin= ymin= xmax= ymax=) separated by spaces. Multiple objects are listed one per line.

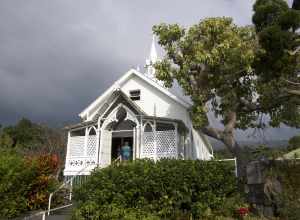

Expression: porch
xmin=64 ymin=105 xmax=186 ymax=176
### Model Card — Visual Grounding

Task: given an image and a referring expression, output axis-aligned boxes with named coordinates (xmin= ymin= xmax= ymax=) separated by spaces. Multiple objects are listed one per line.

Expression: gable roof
xmin=91 ymin=89 xmax=147 ymax=121
xmin=79 ymin=69 xmax=192 ymax=119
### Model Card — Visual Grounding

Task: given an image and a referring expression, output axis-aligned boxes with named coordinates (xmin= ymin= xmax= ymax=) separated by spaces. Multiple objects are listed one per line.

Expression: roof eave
xmin=78 ymin=69 xmax=135 ymax=118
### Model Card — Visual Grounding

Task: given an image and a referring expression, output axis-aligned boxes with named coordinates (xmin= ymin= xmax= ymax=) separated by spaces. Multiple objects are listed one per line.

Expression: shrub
xmin=0 ymin=150 xmax=59 ymax=218
xmin=272 ymin=160 xmax=300 ymax=220
xmin=25 ymin=154 xmax=60 ymax=210
xmin=0 ymin=150 xmax=35 ymax=218
xmin=72 ymin=159 xmax=240 ymax=219
xmin=288 ymin=135 xmax=300 ymax=151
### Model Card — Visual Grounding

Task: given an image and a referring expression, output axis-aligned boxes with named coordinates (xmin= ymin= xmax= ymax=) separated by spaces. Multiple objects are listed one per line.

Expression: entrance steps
xmin=46 ymin=205 xmax=73 ymax=220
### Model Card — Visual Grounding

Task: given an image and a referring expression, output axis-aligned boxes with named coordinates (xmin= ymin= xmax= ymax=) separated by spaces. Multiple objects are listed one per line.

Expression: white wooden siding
xmin=121 ymin=75 xmax=190 ymax=125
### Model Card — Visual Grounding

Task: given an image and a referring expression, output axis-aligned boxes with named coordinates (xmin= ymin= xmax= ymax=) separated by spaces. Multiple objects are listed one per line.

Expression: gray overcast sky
xmin=0 ymin=0 xmax=298 ymax=141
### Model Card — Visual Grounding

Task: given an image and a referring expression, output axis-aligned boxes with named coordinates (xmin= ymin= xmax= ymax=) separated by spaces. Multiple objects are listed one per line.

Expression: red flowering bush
xmin=25 ymin=154 xmax=60 ymax=210
xmin=0 ymin=151 xmax=60 ymax=218
xmin=236 ymin=207 xmax=250 ymax=219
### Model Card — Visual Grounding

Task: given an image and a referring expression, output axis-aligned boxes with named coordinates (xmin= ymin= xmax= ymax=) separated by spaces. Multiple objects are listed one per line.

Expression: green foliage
xmin=287 ymin=134 xmax=300 ymax=151
xmin=253 ymin=0 xmax=300 ymax=128
xmin=153 ymin=17 xmax=257 ymax=129
xmin=0 ymin=133 xmax=14 ymax=148
xmin=214 ymin=148 xmax=234 ymax=159
xmin=0 ymin=118 xmax=66 ymax=174
xmin=72 ymin=159 xmax=242 ymax=220
xmin=153 ymin=10 xmax=300 ymax=148
xmin=267 ymin=160 xmax=300 ymax=220
xmin=250 ymin=145 xmax=287 ymax=160
xmin=0 ymin=118 xmax=45 ymax=151
xmin=253 ymin=0 xmax=289 ymax=31
xmin=0 ymin=150 xmax=59 ymax=218
xmin=0 ymin=150 xmax=35 ymax=218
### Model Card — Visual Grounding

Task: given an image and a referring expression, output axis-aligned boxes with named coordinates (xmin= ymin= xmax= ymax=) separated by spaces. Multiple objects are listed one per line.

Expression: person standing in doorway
xmin=121 ymin=141 xmax=131 ymax=161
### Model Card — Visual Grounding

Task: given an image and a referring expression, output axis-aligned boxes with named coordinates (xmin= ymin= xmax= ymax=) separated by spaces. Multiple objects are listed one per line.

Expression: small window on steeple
xmin=130 ymin=90 xmax=141 ymax=101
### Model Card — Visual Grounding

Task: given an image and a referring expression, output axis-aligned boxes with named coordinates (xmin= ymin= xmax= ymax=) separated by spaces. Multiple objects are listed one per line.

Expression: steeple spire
xmin=150 ymin=35 xmax=158 ymax=64
xmin=145 ymin=35 xmax=159 ymax=80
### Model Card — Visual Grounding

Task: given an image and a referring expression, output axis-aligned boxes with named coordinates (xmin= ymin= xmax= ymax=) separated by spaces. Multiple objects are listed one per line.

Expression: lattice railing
xmin=157 ymin=130 xmax=177 ymax=159
xmin=142 ymin=129 xmax=177 ymax=159
xmin=141 ymin=131 xmax=155 ymax=159
xmin=87 ymin=135 xmax=97 ymax=157
xmin=66 ymin=131 xmax=98 ymax=174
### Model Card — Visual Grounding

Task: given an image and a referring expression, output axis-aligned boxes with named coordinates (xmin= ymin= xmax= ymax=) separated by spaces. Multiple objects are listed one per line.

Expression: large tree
xmin=153 ymin=18 xmax=257 ymax=177
xmin=153 ymin=15 xmax=300 ymax=177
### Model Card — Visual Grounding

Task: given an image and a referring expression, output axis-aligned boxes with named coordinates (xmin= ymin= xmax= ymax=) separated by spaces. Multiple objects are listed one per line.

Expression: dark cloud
xmin=0 ymin=0 xmax=298 ymax=140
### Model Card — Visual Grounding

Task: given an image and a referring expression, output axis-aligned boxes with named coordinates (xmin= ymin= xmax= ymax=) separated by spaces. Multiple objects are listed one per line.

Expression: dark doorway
xmin=111 ymin=136 xmax=133 ymax=161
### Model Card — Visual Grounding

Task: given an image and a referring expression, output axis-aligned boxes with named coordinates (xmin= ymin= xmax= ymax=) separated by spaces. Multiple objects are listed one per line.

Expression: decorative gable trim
xmin=92 ymin=90 xmax=146 ymax=122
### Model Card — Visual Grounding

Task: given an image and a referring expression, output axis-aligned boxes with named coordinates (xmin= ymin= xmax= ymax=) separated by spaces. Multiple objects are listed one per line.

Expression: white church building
xmin=63 ymin=37 xmax=213 ymax=176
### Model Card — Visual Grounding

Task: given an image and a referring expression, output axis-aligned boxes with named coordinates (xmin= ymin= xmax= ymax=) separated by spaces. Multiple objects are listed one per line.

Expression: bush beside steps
xmin=71 ymin=159 xmax=248 ymax=220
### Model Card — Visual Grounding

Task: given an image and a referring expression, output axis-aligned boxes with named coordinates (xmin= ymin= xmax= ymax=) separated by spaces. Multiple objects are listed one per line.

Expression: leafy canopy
xmin=253 ymin=0 xmax=300 ymax=127
xmin=0 ymin=118 xmax=66 ymax=159
xmin=0 ymin=118 xmax=44 ymax=150
xmin=153 ymin=18 xmax=257 ymax=129
xmin=153 ymin=13 xmax=300 ymax=133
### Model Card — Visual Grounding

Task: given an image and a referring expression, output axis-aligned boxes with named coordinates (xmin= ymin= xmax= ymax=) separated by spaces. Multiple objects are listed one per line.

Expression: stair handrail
xmin=47 ymin=163 xmax=95 ymax=216
xmin=23 ymin=203 xmax=73 ymax=220
xmin=112 ymin=155 xmax=122 ymax=165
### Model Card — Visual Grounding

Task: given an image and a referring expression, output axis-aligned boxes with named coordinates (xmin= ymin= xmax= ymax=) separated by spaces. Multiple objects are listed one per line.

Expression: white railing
xmin=113 ymin=155 xmax=122 ymax=163
xmin=215 ymin=157 xmax=237 ymax=177
xmin=141 ymin=130 xmax=177 ymax=160
xmin=47 ymin=163 xmax=94 ymax=216
xmin=68 ymin=134 xmax=97 ymax=158
xmin=69 ymin=136 xmax=85 ymax=157
xmin=22 ymin=203 xmax=73 ymax=220
xmin=64 ymin=156 xmax=97 ymax=174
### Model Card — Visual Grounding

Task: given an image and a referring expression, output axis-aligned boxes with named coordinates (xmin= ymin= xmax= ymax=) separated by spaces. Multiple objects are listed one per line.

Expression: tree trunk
xmin=201 ymin=126 xmax=248 ymax=180
xmin=225 ymin=139 xmax=248 ymax=180
xmin=220 ymin=131 xmax=248 ymax=180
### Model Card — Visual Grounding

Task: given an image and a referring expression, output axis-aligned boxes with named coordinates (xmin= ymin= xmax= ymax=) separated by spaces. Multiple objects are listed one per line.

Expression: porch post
xmin=133 ymin=127 xmax=136 ymax=160
xmin=98 ymin=127 xmax=104 ymax=167
xmin=135 ymin=125 xmax=139 ymax=159
xmin=96 ymin=127 xmax=100 ymax=166
xmin=65 ymin=131 xmax=71 ymax=163
xmin=84 ymin=127 xmax=88 ymax=156
xmin=96 ymin=118 xmax=101 ymax=166
xmin=140 ymin=119 xmax=144 ymax=158
xmin=174 ymin=123 xmax=178 ymax=159
xmin=154 ymin=120 xmax=157 ymax=161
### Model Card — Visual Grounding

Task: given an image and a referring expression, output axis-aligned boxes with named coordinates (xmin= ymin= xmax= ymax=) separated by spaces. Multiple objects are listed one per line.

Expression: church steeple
xmin=145 ymin=35 xmax=158 ymax=79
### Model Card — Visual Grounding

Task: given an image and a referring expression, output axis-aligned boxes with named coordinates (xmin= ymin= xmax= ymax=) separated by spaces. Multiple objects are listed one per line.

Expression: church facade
xmin=63 ymin=37 xmax=213 ymax=176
